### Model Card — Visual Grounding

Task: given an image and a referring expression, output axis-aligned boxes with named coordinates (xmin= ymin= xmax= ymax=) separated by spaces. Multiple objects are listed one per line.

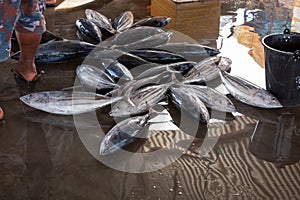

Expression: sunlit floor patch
xmin=55 ymin=0 xmax=94 ymax=10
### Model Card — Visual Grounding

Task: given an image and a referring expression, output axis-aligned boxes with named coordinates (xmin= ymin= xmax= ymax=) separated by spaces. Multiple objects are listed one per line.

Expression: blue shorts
xmin=0 ymin=0 xmax=46 ymax=62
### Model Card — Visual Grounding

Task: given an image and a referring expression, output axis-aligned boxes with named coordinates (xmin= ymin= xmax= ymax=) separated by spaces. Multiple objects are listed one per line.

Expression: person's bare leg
xmin=15 ymin=31 xmax=42 ymax=82
xmin=0 ymin=106 xmax=4 ymax=121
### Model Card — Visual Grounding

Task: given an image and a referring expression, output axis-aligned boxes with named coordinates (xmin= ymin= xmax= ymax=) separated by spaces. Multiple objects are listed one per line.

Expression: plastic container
xmin=261 ymin=29 xmax=300 ymax=106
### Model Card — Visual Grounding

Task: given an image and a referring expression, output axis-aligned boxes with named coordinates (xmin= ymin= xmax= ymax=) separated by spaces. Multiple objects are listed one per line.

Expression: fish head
xmin=110 ymin=100 xmax=133 ymax=117
xmin=261 ymin=92 xmax=283 ymax=108
xmin=20 ymin=92 xmax=50 ymax=105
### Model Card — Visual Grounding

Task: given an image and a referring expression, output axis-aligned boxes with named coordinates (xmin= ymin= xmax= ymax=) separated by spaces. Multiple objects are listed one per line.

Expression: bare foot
xmin=15 ymin=61 xmax=38 ymax=82
xmin=0 ymin=106 xmax=4 ymax=121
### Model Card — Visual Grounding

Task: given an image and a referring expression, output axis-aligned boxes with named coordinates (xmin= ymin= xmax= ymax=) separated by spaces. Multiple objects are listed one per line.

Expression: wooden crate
xmin=151 ymin=0 xmax=221 ymax=41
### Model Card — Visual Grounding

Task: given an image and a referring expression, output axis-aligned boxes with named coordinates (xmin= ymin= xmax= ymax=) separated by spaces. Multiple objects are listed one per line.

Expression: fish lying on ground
xmin=103 ymin=59 xmax=134 ymax=82
xmin=219 ymin=71 xmax=283 ymax=108
xmin=108 ymin=70 xmax=173 ymax=97
xmin=110 ymin=83 xmax=171 ymax=117
xmin=128 ymin=48 xmax=187 ymax=64
xmin=155 ymin=42 xmax=220 ymax=62
xmin=169 ymin=85 xmax=210 ymax=124
xmin=11 ymin=40 xmax=96 ymax=63
xmin=171 ymin=84 xmax=236 ymax=113
xmin=76 ymin=64 xmax=119 ymax=91
xmin=136 ymin=61 xmax=196 ymax=80
xmin=75 ymin=18 xmax=102 ymax=44
xmin=112 ymin=11 xmax=134 ymax=33
xmin=103 ymin=26 xmax=171 ymax=50
xmin=20 ymin=91 xmax=122 ymax=115
xmin=116 ymin=52 xmax=150 ymax=69
xmin=132 ymin=16 xmax=171 ymax=28
xmin=85 ymin=9 xmax=115 ymax=34
xmin=100 ymin=104 xmax=164 ymax=155
xmin=183 ymin=56 xmax=232 ymax=84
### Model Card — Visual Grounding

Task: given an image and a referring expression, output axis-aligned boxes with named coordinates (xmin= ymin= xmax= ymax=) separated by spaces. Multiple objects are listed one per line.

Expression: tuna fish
xmin=132 ymin=16 xmax=172 ymax=28
xmin=172 ymin=84 xmax=236 ymax=113
xmin=20 ymin=91 xmax=122 ymax=115
xmin=11 ymin=40 xmax=96 ymax=63
xmin=128 ymin=48 xmax=187 ymax=64
xmin=156 ymin=42 xmax=220 ymax=62
xmin=76 ymin=64 xmax=119 ymax=91
xmin=219 ymin=71 xmax=283 ymax=108
xmin=136 ymin=61 xmax=196 ymax=80
xmin=85 ymin=9 xmax=115 ymax=34
xmin=110 ymin=84 xmax=171 ymax=117
xmin=75 ymin=18 xmax=102 ymax=44
xmin=184 ymin=56 xmax=232 ymax=84
xmin=100 ymin=104 xmax=163 ymax=155
xmin=112 ymin=11 xmax=134 ymax=33
xmin=169 ymin=85 xmax=210 ymax=124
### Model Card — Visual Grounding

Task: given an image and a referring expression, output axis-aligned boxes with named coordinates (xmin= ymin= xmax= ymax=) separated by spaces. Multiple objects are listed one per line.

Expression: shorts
xmin=0 ymin=0 xmax=46 ymax=62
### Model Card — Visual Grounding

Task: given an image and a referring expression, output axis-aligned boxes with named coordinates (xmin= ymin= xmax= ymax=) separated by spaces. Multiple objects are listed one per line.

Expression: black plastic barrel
xmin=262 ymin=29 xmax=300 ymax=106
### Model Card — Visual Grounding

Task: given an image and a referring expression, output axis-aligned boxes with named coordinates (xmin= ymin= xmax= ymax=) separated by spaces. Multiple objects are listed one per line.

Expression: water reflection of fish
xmin=20 ymin=91 xmax=122 ymax=115
xmin=75 ymin=18 xmax=102 ymax=44
xmin=219 ymin=71 xmax=283 ymax=108
xmin=11 ymin=40 xmax=96 ymax=63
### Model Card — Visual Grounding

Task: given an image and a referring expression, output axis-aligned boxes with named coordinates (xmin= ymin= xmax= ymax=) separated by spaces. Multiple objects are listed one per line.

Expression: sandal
xmin=11 ymin=68 xmax=44 ymax=83
xmin=46 ymin=3 xmax=56 ymax=7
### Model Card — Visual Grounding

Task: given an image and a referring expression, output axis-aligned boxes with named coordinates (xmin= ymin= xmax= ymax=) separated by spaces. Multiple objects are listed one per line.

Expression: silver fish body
xmin=111 ymin=70 xmax=174 ymax=97
xmin=169 ymin=86 xmax=210 ymax=124
xmin=112 ymin=11 xmax=134 ymax=33
xmin=128 ymin=48 xmax=187 ymax=64
xmin=156 ymin=42 xmax=220 ymax=62
xmin=76 ymin=64 xmax=118 ymax=91
xmin=107 ymin=27 xmax=172 ymax=51
xmin=136 ymin=61 xmax=196 ymax=80
xmin=115 ymin=31 xmax=173 ymax=52
xmin=174 ymin=84 xmax=236 ymax=113
xmin=75 ymin=18 xmax=102 ymax=44
xmin=219 ymin=71 xmax=283 ymax=108
xmin=104 ymin=60 xmax=134 ymax=82
xmin=99 ymin=114 xmax=150 ymax=155
xmin=20 ymin=91 xmax=122 ymax=115
xmin=85 ymin=9 xmax=115 ymax=34
xmin=184 ymin=56 xmax=232 ymax=83
xmin=110 ymin=84 xmax=170 ymax=117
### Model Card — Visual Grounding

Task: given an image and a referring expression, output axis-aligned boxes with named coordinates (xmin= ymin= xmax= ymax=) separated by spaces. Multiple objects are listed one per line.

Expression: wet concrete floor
xmin=0 ymin=0 xmax=300 ymax=199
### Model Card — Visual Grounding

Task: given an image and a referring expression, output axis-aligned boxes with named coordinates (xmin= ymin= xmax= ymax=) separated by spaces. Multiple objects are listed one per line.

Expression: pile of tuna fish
xmin=75 ymin=9 xmax=172 ymax=44
xmin=19 ymin=10 xmax=283 ymax=156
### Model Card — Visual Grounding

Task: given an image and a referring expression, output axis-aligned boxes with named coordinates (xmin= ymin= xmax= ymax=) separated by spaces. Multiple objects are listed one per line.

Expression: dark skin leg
xmin=15 ymin=31 xmax=42 ymax=81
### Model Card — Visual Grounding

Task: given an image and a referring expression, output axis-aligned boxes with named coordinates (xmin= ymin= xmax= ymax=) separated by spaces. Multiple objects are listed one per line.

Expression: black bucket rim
xmin=261 ymin=33 xmax=294 ymax=55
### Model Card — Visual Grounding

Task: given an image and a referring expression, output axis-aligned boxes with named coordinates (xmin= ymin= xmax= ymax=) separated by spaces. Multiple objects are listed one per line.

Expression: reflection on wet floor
xmin=1 ymin=0 xmax=300 ymax=199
